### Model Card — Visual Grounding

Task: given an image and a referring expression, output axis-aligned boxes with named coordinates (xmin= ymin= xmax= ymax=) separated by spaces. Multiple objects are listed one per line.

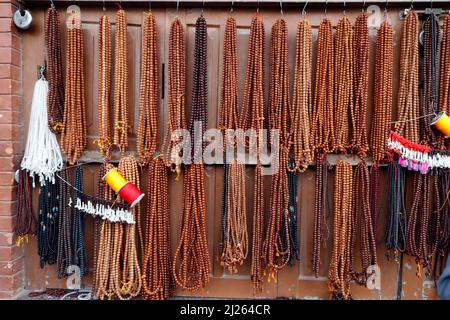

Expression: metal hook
xmin=280 ymin=0 xmax=283 ymax=15
xmin=302 ymin=1 xmax=308 ymax=16
xmin=410 ymin=0 xmax=414 ymax=10
xmin=343 ymin=0 xmax=346 ymax=16
xmin=230 ymin=0 xmax=234 ymax=14
xmin=176 ymin=0 xmax=180 ymax=15
xmin=257 ymin=0 xmax=260 ymax=13
xmin=362 ymin=0 xmax=366 ymax=12
xmin=325 ymin=0 xmax=328 ymax=17
xmin=102 ymin=0 xmax=106 ymax=11
xmin=149 ymin=0 xmax=151 ymax=11
xmin=202 ymin=0 xmax=205 ymax=14
xmin=50 ymin=0 xmax=55 ymax=9
xmin=385 ymin=0 xmax=389 ymax=14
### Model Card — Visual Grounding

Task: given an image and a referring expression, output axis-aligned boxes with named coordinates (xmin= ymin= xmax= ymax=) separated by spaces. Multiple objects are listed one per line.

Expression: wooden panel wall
xmin=21 ymin=5 xmax=439 ymax=299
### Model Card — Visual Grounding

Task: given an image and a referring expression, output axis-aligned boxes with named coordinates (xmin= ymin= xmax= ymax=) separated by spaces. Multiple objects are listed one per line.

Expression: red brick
xmin=0 ymin=4 xmax=12 ymax=18
xmin=0 ymin=94 xmax=21 ymax=110
xmin=0 ymin=171 xmax=13 ymax=185
xmin=0 ymin=185 xmax=17 ymax=201
xmin=0 ymin=271 xmax=23 ymax=291
xmin=0 ymin=48 xmax=20 ymax=66
xmin=0 ymin=79 xmax=20 ymax=94
xmin=0 ymin=33 xmax=20 ymax=49
xmin=0 ymin=111 xmax=20 ymax=124
xmin=0 ymin=245 xmax=21 ymax=261
xmin=0 ymin=18 xmax=11 ymax=32
xmin=0 ymin=232 xmax=14 ymax=246
xmin=0 ymin=256 xmax=22 ymax=275
xmin=0 ymin=201 xmax=16 ymax=216
xmin=0 ymin=155 xmax=20 ymax=171
xmin=0 ymin=65 xmax=20 ymax=80
xmin=0 ymin=124 xmax=20 ymax=140
xmin=0 ymin=216 xmax=14 ymax=231
xmin=0 ymin=141 xmax=21 ymax=156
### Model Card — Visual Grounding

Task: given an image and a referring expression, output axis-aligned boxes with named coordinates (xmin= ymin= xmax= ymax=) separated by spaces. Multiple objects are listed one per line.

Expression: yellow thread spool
xmin=103 ymin=168 xmax=127 ymax=193
xmin=431 ymin=111 xmax=450 ymax=137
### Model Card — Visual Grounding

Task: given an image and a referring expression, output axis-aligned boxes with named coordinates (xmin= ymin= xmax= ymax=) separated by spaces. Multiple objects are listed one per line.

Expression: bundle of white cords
xmin=21 ymin=78 xmax=63 ymax=186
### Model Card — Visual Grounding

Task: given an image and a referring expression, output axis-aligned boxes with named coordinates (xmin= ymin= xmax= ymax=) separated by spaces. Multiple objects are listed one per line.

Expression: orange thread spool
xmin=103 ymin=168 xmax=127 ymax=192
xmin=431 ymin=111 xmax=450 ymax=137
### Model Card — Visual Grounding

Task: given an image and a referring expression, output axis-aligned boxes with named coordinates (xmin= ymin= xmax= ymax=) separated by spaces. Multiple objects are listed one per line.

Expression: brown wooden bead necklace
xmin=142 ymin=156 xmax=173 ymax=300
xmin=370 ymin=19 xmax=394 ymax=164
xmin=113 ymin=9 xmax=129 ymax=154
xmin=352 ymin=13 xmax=370 ymax=157
xmin=334 ymin=16 xmax=354 ymax=153
xmin=163 ymin=17 xmax=187 ymax=175
xmin=311 ymin=18 xmax=335 ymax=155
xmin=61 ymin=12 xmax=86 ymax=165
xmin=312 ymin=18 xmax=334 ymax=277
xmin=137 ymin=12 xmax=159 ymax=166
xmin=219 ymin=16 xmax=248 ymax=274
xmin=173 ymin=15 xmax=210 ymax=292
xmin=239 ymin=13 xmax=266 ymax=293
xmin=97 ymin=13 xmax=111 ymax=155
xmin=264 ymin=17 xmax=291 ymax=275
xmin=45 ymin=7 xmax=65 ymax=133
xmin=290 ymin=17 xmax=313 ymax=172
xmin=396 ymin=11 xmax=420 ymax=142
xmin=439 ymin=15 xmax=450 ymax=149
xmin=328 ymin=160 xmax=354 ymax=300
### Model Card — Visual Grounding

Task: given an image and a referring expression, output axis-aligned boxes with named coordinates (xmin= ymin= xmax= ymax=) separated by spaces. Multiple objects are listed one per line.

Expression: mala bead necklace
xmin=45 ymin=7 xmax=64 ymax=133
xmin=370 ymin=19 xmax=393 ymax=236
xmin=265 ymin=18 xmax=291 ymax=275
xmin=439 ymin=15 xmax=450 ymax=149
xmin=396 ymin=11 xmax=420 ymax=143
xmin=334 ymin=16 xmax=354 ymax=153
xmin=421 ymin=13 xmax=439 ymax=146
xmin=137 ymin=12 xmax=159 ymax=166
xmin=406 ymin=172 xmax=434 ymax=277
xmin=163 ymin=18 xmax=187 ymax=175
xmin=72 ymin=166 xmax=87 ymax=276
xmin=97 ymin=14 xmax=111 ymax=155
xmin=291 ymin=18 xmax=312 ymax=172
xmin=351 ymin=161 xmax=377 ymax=286
xmin=370 ymin=20 xmax=394 ymax=163
xmin=219 ymin=17 xmax=248 ymax=274
xmin=434 ymin=168 xmax=450 ymax=277
xmin=116 ymin=156 xmax=142 ymax=299
xmin=385 ymin=161 xmax=407 ymax=262
xmin=142 ymin=156 xmax=173 ymax=300
xmin=328 ymin=160 xmax=353 ymax=300
xmin=239 ymin=13 xmax=265 ymax=293
xmin=173 ymin=15 xmax=210 ymax=292
xmin=113 ymin=9 xmax=129 ymax=154
xmin=15 ymin=170 xmax=35 ymax=245
xmin=37 ymin=177 xmax=60 ymax=267
xmin=312 ymin=18 xmax=334 ymax=277
xmin=61 ymin=12 xmax=86 ymax=165
xmin=311 ymin=18 xmax=335 ymax=154
xmin=56 ymin=169 xmax=73 ymax=278
xmin=93 ymin=164 xmax=117 ymax=300
xmin=352 ymin=13 xmax=369 ymax=157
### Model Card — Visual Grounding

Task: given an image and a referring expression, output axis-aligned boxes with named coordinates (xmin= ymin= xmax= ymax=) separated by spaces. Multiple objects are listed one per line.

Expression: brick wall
xmin=0 ymin=0 xmax=23 ymax=299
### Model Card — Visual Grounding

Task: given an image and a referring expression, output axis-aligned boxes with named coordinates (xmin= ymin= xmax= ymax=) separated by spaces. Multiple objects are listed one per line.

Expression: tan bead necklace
xmin=61 ymin=12 xmax=86 ymax=165
xmin=97 ymin=14 xmax=111 ymax=155
xmin=137 ymin=12 xmax=159 ymax=166
xmin=438 ymin=14 xmax=450 ymax=149
xmin=290 ymin=17 xmax=313 ymax=172
xmin=219 ymin=16 xmax=248 ymax=274
xmin=113 ymin=9 xmax=129 ymax=154
xmin=264 ymin=17 xmax=291 ymax=275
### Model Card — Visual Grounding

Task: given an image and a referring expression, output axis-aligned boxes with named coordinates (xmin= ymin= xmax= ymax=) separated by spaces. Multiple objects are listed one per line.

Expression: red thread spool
xmin=119 ymin=182 xmax=145 ymax=208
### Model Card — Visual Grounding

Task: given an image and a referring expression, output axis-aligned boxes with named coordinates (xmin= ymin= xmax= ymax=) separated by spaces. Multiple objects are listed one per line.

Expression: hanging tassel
xmin=21 ymin=78 xmax=63 ymax=186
